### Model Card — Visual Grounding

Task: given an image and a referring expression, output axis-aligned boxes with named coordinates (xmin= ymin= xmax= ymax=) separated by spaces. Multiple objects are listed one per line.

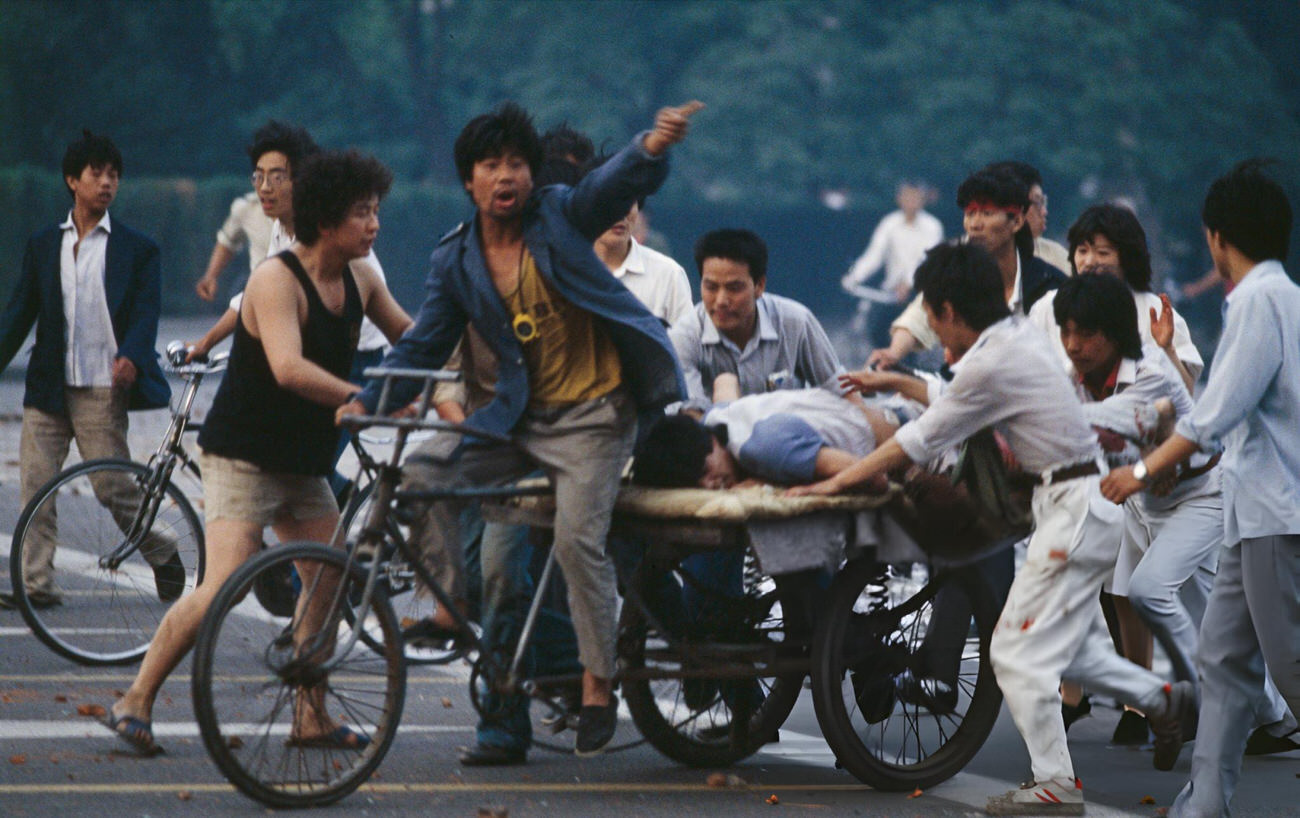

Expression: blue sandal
xmin=103 ymin=710 xmax=163 ymax=756
xmin=286 ymin=725 xmax=371 ymax=750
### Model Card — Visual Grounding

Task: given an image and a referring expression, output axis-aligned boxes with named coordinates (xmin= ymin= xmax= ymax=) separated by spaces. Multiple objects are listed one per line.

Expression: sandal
xmin=102 ymin=710 xmax=164 ymax=756
xmin=286 ymin=725 xmax=371 ymax=750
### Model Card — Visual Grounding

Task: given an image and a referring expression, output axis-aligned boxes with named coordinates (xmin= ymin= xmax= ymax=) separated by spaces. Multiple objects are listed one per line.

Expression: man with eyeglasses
xmin=188 ymin=122 xmax=393 ymax=501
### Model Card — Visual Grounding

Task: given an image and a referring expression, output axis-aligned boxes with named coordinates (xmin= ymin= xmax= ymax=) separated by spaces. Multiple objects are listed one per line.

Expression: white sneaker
xmin=986 ymin=778 xmax=1085 ymax=815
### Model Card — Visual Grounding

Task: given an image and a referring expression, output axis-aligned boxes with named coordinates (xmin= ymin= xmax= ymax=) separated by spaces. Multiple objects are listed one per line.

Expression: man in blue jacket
xmin=339 ymin=100 xmax=699 ymax=756
xmin=0 ymin=130 xmax=174 ymax=610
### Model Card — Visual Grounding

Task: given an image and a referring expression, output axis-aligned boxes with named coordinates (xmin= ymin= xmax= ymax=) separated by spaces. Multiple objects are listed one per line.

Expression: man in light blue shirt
xmin=1103 ymin=160 xmax=1300 ymax=818
xmin=669 ymin=228 xmax=845 ymax=413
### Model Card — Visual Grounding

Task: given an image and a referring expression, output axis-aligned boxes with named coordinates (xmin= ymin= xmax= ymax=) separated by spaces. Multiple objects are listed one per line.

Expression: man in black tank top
xmin=103 ymin=151 xmax=413 ymax=756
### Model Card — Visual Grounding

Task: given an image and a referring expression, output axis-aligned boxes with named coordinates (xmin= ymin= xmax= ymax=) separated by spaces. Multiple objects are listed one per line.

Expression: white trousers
xmin=991 ymin=476 xmax=1167 ymax=784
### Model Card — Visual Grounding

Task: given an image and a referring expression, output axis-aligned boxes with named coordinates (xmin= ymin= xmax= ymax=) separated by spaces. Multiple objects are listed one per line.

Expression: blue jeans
xmin=476 ymin=524 xmax=581 ymax=752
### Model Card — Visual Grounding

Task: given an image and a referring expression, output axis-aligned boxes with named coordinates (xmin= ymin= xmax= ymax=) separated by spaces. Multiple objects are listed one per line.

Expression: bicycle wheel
xmin=620 ymin=559 xmax=803 ymax=767
xmin=192 ymin=542 xmax=405 ymax=809
xmin=9 ymin=458 xmax=204 ymax=665
xmin=339 ymin=481 xmax=474 ymax=665
xmin=810 ymin=557 xmax=1002 ymax=791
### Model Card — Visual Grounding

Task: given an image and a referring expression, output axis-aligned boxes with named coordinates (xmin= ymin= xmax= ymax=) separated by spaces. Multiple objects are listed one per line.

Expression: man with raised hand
xmin=339 ymin=100 xmax=700 ymax=757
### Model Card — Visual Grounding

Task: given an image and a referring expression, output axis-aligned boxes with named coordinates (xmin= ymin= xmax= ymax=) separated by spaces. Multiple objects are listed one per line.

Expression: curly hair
xmin=293 ymin=150 xmax=393 ymax=246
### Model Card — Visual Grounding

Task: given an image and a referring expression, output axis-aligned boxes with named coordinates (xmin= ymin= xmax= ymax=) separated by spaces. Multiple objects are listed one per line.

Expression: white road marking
xmin=0 ymin=719 xmax=470 ymax=740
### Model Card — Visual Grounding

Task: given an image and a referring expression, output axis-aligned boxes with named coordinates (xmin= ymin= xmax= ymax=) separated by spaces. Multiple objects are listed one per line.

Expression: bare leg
xmin=1112 ymin=595 xmax=1154 ymax=717
xmin=113 ymin=518 xmax=263 ymax=723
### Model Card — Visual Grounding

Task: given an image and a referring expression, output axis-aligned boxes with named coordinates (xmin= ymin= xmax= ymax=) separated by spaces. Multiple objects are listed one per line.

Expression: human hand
xmin=1150 ymin=294 xmax=1175 ymax=350
xmin=785 ymin=477 xmax=842 ymax=498
xmin=839 ymin=368 xmax=894 ymax=395
xmin=111 ymin=356 xmax=137 ymax=389
xmin=195 ymin=274 xmax=218 ymax=302
xmin=335 ymin=399 xmax=367 ymax=426
xmin=1100 ymin=465 xmax=1143 ymax=504
xmin=866 ymin=347 xmax=900 ymax=370
xmin=184 ymin=340 xmax=210 ymax=363
xmin=643 ymin=101 xmax=705 ymax=156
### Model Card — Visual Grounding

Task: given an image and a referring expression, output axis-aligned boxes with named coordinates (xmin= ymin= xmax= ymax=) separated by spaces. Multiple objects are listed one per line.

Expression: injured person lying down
xmin=632 ymin=386 xmax=902 ymax=492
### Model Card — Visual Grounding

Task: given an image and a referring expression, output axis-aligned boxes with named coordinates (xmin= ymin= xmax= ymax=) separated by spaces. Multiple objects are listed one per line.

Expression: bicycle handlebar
xmin=162 ymin=341 xmax=229 ymax=376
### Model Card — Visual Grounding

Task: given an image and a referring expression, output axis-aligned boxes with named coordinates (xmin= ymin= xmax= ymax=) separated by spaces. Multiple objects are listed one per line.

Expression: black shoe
xmin=0 ymin=590 xmax=63 ymax=610
xmin=575 ymin=695 xmax=619 ymax=757
xmin=459 ymin=743 xmax=526 ymax=766
xmin=152 ymin=552 xmax=186 ymax=603
xmin=894 ymin=669 xmax=957 ymax=715
xmin=1062 ymin=695 xmax=1092 ymax=733
xmin=1245 ymin=726 xmax=1300 ymax=756
xmin=851 ymin=670 xmax=897 ymax=723
xmin=401 ymin=618 xmax=467 ymax=648
xmin=1111 ymin=709 xmax=1150 ymax=746
xmin=683 ymin=678 xmax=718 ymax=712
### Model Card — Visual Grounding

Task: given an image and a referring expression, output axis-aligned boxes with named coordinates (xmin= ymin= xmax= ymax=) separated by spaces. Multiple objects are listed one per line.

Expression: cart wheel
xmin=810 ymin=557 xmax=1001 ymax=791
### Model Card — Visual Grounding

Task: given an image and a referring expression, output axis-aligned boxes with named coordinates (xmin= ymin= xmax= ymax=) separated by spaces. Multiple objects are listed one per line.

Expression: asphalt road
xmin=0 ymin=327 xmax=1297 ymax=817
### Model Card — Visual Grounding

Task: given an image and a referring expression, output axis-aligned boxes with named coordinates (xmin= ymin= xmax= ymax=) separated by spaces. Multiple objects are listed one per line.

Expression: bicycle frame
xmin=98 ymin=353 xmax=225 ymax=572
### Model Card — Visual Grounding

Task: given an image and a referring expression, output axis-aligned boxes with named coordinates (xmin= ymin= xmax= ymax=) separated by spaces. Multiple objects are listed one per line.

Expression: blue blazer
xmin=360 ymin=134 xmax=686 ymax=440
xmin=0 ymin=217 xmax=170 ymax=415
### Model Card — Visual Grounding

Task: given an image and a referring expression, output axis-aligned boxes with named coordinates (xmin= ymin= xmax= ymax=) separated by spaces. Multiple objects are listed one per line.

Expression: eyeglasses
xmin=251 ymin=170 xmax=290 ymax=189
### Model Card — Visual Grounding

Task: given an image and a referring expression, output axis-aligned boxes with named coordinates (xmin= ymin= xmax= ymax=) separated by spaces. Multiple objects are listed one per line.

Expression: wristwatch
xmin=1132 ymin=459 xmax=1149 ymax=484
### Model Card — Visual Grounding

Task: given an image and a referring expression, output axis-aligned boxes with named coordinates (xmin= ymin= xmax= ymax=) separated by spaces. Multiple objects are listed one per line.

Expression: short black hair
xmin=1052 ymin=273 xmax=1143 ymax=361
xmin=1066 ymin=204 xmax=1154 ymax=291
xmin=245 ymin=120 xmax=320 ymax=174
xmin=631 ymin=414 xmax=717 ymax=488
xmin=957 ymin=166 xmax=1034 ymax=258
xmin=1202 ymin=159 xmax=1292 ymax=263
xmin=914 ymin=243 xmax=1011 ymax=333
xmin=453 ymin=102 xmax=543 ymax=185
xmin=293 ymin=150 xmax=393 ymax=246
xmin=541 ymin=123 xmax=595 ymax=166
xmin=62 ymin=130 xmax=122 ymax=194
xmin=986 ymin=160 xmax=1043 ymax=191
xmin=694 ymin=228 xmax=768 ymax=283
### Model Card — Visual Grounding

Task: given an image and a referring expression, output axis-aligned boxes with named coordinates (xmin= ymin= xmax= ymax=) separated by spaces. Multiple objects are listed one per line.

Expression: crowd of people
xmin=0 ymin=101 xmax=1295 ymax=817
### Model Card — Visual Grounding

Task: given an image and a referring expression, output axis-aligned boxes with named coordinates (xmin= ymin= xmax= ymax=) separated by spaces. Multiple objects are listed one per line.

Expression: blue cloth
xmin=0 ymin=219 xmax=169 ymax=414
xmin=737 ymin=414 xmax=824 ymax=485
xmin=475 ymin=526 xmax=581 ymax=752
xmin=1175 ymin=260 xmax=1300 ymax=543
xmin=357 ymin=135 xmax=685 ymax=442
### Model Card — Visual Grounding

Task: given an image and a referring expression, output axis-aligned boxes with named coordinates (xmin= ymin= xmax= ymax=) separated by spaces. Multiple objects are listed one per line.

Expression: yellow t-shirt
xmin=504 ymin=250 xmax=622 ymax=406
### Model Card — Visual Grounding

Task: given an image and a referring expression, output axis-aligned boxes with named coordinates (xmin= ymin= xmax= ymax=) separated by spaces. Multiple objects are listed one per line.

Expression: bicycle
xmin=7 ymin=344 xmax=223 ymax=665
xmin=188 ymin=367 xmax=1003 ymax=807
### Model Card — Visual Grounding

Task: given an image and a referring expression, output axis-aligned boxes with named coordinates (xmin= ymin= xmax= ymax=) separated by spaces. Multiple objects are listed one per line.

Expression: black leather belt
xmin=1178 ymin=452 xmax=1221 ymax=483
xmin=1029 ymin=461 xmax=1101 ymax=486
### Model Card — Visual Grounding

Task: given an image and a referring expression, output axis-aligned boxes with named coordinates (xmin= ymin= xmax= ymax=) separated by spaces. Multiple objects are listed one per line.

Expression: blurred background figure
xmin=841 ymin=181 xmax=943 ymax=350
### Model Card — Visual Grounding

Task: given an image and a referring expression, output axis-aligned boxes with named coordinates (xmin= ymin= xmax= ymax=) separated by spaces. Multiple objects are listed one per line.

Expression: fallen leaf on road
xmin=227 ymin=736 xmax=244 ymax=749
xmin=908 ymin=788 xmax=923 ymax=799
xmin=477 ymin=808 xmax=508 ymax=818
xmin=54 ymin=694 xmax=68 ymax=703
xmin=765 ymin=794 xmax=779 ymax=805
xmin=9 ymin=755 xmax=27 ymax=765
xmin=76 ymin=704 xmax=107 ymax=718
xmin=441 ymin=697 xmax=453 ymax=708
xmin=177 ymin=790 xmax=192 ymax=801
xmin=706 ymin=773 xmax=728 ymax=788
xmin=1140 ymin=796 xmax=1156 ymax=804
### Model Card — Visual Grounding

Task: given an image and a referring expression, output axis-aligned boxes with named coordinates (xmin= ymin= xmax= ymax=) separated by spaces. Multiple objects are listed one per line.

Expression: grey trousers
xmin=20 ymin=387 xmax=175 ymax=595
xmin=401 ymin=389 xmax=636 ymax=679
xmin=1171 ymin=535 xmax=1300 ymax=818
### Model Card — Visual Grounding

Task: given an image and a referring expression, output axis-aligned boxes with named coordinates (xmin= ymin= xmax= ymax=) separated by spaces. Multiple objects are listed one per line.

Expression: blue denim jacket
xmin=359 ymin=134 xmax=686 ymax=439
